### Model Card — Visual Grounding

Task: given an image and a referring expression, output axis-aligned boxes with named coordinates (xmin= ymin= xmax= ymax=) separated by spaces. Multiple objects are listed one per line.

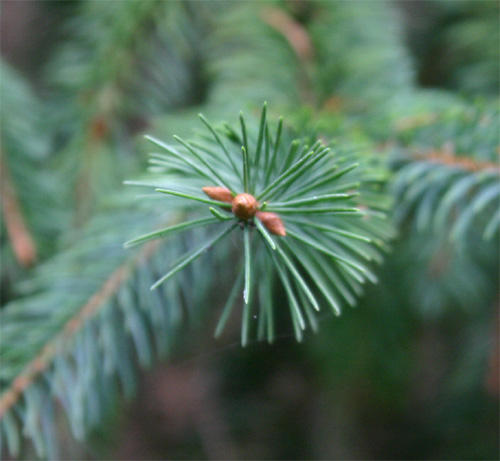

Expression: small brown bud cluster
xmin=256 ymin=211 xmax=286 ymax=236
xmin=232 ymin=193 xmax=258 ymax=220
xmin=202 ymin=186 xmax=234 ymax=203
xmin=202 ymin=186 xmax=286 ymax=236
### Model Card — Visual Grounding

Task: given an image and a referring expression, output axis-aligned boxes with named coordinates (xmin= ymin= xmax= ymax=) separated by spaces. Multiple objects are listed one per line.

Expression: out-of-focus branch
xmin=261 ymin=7 xmax=315 ymax=106
xmin=0 ymin=239 xmax=160 ymax=419
xmin=0 ymin=152 xmax=37 ymax=267
xmin=420 ymin=148 xmax=499 ymax=173
xmin=261 ymin=7 xmax=313 ymax=63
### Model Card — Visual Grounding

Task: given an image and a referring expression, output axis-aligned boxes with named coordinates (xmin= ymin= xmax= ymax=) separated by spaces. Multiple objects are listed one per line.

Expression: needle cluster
xmin=125 ymin=103 xmax=390 ymax=345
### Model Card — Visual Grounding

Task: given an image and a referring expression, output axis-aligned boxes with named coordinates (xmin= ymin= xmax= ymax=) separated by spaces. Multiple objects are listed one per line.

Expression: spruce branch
xmin=126 ymin=104 xmax=392 ymax=344
xmin=0 ymin=239 xmax=159 ymax=419
xmin=390 ymin=98 xmax=499 ymax=243
xmin=0 ymin=197 xmax=228 ymax=458
xmin=204 ymin=2 xmax=305 ymax=113
xmin=308 ymin=0 xmax=414 ymax=104
xmin=46 ymin=0 xmax=209 ymax=222
xmin=0 ymin=61 xmax=66 ymax=271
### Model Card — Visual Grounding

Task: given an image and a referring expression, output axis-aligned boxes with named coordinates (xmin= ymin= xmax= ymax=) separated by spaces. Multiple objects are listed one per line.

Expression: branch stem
xmin=0 ymin=240 xmax=161 ymax=418
xmin=0 ymin=154 xmax=37 ymax=267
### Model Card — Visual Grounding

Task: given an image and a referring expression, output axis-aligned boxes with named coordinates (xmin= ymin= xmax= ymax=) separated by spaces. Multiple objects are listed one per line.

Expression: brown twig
xmin=0 ymin=153 xmax=37 ymax=267
xmin=418 ymin=148 xmax=499 ymax=173
xmin=261 ymin=6 xmax=316 ymax=106
xmin=261 ymin=7 xmax=313 ymax=63
xmin=0 ymin=239 xmax=160 ymax=418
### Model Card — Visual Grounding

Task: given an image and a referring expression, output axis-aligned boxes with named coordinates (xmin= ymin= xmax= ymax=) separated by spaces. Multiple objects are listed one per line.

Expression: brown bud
xmin=256 ymin=211 xmax=286 ymax=236
xmin=232 ymin=193 xmax=258 ymax=220
xmin=202 ymin=186 xmax=233 ymax=203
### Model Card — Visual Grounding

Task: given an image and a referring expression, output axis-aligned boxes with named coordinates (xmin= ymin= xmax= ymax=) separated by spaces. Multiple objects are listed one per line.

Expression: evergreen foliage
xmin=308 ymin=0 xmax=414 ymax=104
xmin=0 ymin=197 xmax=231 ymax=458
xmin=125 ymin=106 xmax=392 ymax=345
xmin=0 ymin=63 xmax=66 ymax=295
xmin=390 ymin=97 xmax=499 ymax=242
xmin=0 ymin=0 xmax=498 ymax=458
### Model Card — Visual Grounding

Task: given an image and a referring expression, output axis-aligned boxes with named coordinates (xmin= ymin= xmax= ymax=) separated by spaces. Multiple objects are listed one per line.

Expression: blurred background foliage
xmin=0 ymin=0 xmax=498 ymax=459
